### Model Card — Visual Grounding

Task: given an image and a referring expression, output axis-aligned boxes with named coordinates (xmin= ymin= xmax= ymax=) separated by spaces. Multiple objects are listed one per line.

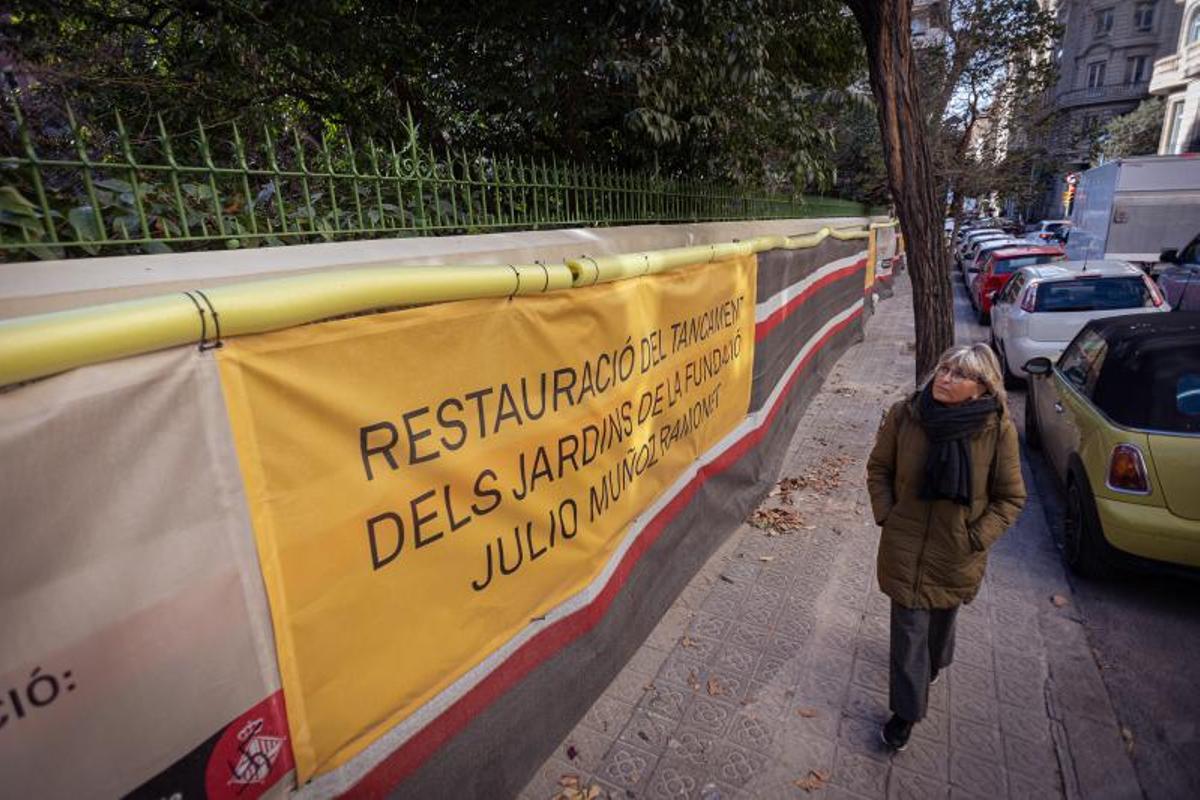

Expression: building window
xmin=1166 ymin=101 xmax=1185 ymax=154
xmin=1189 ymin=9 xmax=1200 ymax=44
xmin=1125 ymin=55 xmax=1149 ymax=84
xmin=1134 ymin=2 xmax=1155 ymax=32
xmin=1095 ymin=8 xmax=1114 ymax=36
xmin=1087 ymin=61 xmax=1107 ymax=88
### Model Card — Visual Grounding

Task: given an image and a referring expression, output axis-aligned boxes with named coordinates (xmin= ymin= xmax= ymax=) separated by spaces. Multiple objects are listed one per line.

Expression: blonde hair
xmin=922 ymin=344 xmax=1008 ymax=408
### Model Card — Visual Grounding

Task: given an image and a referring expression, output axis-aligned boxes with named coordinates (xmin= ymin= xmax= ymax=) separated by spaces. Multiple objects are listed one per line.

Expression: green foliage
xmin=4 ymin=0 xmax=863 ymax=193
xmin=1091 ymin=98 xmax=1165 ymax=166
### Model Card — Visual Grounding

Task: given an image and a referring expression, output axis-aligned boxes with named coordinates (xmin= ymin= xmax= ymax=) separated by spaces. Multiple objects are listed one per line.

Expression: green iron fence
xmin=0 ymin=98 xmax=873 ymax=261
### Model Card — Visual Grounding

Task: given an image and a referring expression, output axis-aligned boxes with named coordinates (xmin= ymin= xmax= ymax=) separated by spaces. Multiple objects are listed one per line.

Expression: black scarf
xmin=917 ymin=385 xmax=999 ymax=506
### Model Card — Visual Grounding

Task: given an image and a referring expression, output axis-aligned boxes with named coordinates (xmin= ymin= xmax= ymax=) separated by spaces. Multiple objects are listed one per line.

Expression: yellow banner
xmin=217 ymin=257 xmax=756 ymax=780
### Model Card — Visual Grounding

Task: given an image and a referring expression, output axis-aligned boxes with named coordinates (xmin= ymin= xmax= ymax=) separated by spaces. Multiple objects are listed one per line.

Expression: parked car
xmin=1026 ymin=219 xmax=1070 ymax=244
xmin=969 ymin=245 xmax=1066 ymax=322
xmin=1158 ymin=232 xmax=1200 ymax=311
xmin=962 ymin=236 xmax=1026 ymax=277
xmin=956 ymin=230 xmax=1010 ymax=267
xmin=989 ymin=260 xmax=1167 ymax=382
xmin=1023 ymin=313 xmax=1200 ymax=576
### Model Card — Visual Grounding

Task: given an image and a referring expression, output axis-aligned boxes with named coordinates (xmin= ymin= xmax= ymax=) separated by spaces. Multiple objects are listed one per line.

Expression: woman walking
xmin=866 ymin=344 xmax=1026 ymax=750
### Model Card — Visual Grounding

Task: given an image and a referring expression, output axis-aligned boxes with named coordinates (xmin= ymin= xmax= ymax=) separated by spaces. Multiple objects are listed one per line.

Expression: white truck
xmin=1066 ymin=155 xmax=1200 ymax=273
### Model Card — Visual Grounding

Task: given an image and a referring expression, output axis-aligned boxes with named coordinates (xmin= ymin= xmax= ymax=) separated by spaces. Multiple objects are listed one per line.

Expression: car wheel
xmin=1024 ymin=392 xmax=1041 ymax=450
xmin=1063 ymin=471 xmax=1112 ymax=578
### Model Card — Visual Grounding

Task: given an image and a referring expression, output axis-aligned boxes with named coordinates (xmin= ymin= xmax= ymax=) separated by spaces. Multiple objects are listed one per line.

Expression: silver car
xmin=990 ymin=261 xmax=1168 ymax=383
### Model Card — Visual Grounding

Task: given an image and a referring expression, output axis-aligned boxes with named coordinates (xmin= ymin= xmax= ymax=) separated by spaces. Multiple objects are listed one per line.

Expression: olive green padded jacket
xmin=866 ymin=394 xmax=1026 ymax=609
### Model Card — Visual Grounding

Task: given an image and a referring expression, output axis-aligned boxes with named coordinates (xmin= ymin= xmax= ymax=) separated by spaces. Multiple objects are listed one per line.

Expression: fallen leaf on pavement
xmin=796 ymin=707 xmax=821 ymax=718
xmin=566 ymin=744 xmax=578 ymax=760
xmin=759 ymin=555 xmax=775 ymax=562
xmin=1051 ymin=594 xmax=1070 ymax=608
xmin=1121 ymin=726 xmax=1135 ymax=754
xmin=688 ymin=670 xmax=701 ymax=691
xmin=795 ymin=769 xmax=830 ymax=792
xmin=559 ymin=775 xmax=580 ymax=789
xmin=707 ymin=677 xmax=724 ymax=696
xmin=749 ymin=507 xmax=804 ymax=534
xmin=681 ymin=635 xmax=698 ymax=649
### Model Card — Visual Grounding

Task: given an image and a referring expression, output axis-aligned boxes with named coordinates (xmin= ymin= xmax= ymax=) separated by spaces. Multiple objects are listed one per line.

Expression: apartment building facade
xmin=1038 ymin=0 xmax=1183 ymax=215
xmin=1149 ymin=0 xmax=1200 ymax=153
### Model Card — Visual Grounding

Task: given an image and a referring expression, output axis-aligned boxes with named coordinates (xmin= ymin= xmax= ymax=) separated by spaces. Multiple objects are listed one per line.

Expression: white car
xmin=989 ymin=260 xmax=1167 ymax=382
xmin=957 ymin=230 xmax=1010 ymax=266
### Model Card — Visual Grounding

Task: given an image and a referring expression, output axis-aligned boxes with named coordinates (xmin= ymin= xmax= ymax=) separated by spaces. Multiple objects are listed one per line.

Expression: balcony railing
xmin=1150 ymin=54 xmax=1183 ymax=94
xmin=1055 ymin=81 xmax=1151 ymax=110
xmin=1186 ymin=41 xmax=1200 ymax=79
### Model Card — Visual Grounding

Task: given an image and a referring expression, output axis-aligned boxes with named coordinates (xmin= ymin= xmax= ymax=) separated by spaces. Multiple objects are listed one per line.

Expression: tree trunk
xmin=846 ymin=0 xmax=955 ymax=383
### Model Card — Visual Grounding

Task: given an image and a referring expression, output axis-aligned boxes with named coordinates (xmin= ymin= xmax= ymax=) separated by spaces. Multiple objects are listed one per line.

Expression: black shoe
xmin=880 ymin=714 xmax=913 ymax=751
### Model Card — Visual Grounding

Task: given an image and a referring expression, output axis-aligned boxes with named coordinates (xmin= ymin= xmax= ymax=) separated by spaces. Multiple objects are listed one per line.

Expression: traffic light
xmin=1062 ymin=184 xmax=1076 ymax=215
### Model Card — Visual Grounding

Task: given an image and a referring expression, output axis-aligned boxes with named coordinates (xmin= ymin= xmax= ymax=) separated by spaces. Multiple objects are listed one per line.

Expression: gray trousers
xmin=889 ymin=601 xmax=959 ymax=722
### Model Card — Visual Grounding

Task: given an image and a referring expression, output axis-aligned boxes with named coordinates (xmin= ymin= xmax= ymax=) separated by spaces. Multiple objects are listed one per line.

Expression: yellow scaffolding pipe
xmin=0 ymin=225 xmax=873 ymax=388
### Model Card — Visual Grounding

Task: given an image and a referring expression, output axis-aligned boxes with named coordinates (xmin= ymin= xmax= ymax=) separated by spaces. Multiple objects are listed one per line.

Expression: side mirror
xmin=988 ymin=290 xmax=999 ymax=303
xmin=1024 ymin=357 xmax=1052 ymax=376
xmin=1160 ymin=248 xmax=1180 ymax=264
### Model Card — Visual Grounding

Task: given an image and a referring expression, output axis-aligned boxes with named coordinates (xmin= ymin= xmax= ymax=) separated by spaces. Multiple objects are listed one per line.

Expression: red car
xmin=971 ymin=245 xmax=1066 ymax=323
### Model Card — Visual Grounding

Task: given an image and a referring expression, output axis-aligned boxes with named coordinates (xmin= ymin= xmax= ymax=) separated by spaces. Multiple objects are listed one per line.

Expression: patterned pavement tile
xmin=603 ymin=665 xmax=657 ymax=707
xmin=890 ymin=732 xmax=950 ymax=782
xmin=708 ymin=740 xmax=769 ymax=789
xmin=726 ymin=620 xmax=771 ymax=651
xmin=659 ymin=650 xmax=710 ymax=692
xmin=998 ymin=703 xmax=1052 ymax=745
xmin=664 ymin=726 xmax=718 ymax=767
xmin=1006 ymin=768 xmax=1064 ymax=800
xmin=949 ymin=687 xmax=1000 ymax=726
xmin=714 ymin=642 xmax=761 ymax=678
xmin=582 ymin=694 xmax=636 ymax=736
xmin=832 ymin=747 xmax=891 ymax=797
xmin=1002 ymin=733 xmax=1061 ymax=782
xmin=836 ymin=714 xmax=891 ymax=763
xmin=949 ymin=750 xmax=1008 ymax=796
xmin=674 ymin=633 xmax=723 ymax=663
xmin=618 ymin=707 xmax=677 ymax=755
xmin=561 ymin=721 xmax=616 ymax=776
xmin=948 ymin=663 xmax=996 ymax=698
xmin=682 ymin=696 xmax=738 ymax=738
xmin=948 ymin=716 xmax=1003 ymax=763
xmin=912 ymin=708 xmax=949 ymax=744
xmin=596 ymin=741 xmax=659 ymax=794
xmin=687 ymin=612 xmax=732 ymax=642
xmin=737 ymin=601 xmax=778 ymax=629
xmin=844 ymin=684 xmax=889 ymax=723
xmin=887 ymin=766 xmax=950 ymax=800
xmin=645 ymin=683 xmax=692 ymax=722
xmin=726 ymin=709 xmax=776 ymax=752
xmin=851 ymin=656 xmax=890 ymax=695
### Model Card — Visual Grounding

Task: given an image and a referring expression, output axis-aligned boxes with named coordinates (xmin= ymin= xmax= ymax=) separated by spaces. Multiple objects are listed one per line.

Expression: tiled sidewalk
xmin=522 ymin=276 xmax=1136 ymax=800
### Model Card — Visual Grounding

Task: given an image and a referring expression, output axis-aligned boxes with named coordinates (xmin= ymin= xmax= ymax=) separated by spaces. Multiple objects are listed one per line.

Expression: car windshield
xmin=995 ymin=254 xmax=1059 ymax=275
xmin=1044 ymin=223 xmax=1066 ymax=232
xmin=1094 ymin=342 xmax=1200 ymax=433
xmin=1035 ymin=277 xmax=1152 ymax=312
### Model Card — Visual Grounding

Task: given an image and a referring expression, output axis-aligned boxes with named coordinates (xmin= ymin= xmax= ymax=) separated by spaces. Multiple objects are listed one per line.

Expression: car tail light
xmin=1107 ymin=444 xmax=1151 ymax=494
xmin=1143 ymin=276 xmax=1164 ymax=307
xmin=1020 ymin=282 xmax=1039 ymax=312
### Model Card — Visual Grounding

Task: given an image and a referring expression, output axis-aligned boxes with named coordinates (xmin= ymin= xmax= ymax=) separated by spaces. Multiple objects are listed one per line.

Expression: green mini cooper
xmin=1024 ymin=312 xmax=1200 ymax=576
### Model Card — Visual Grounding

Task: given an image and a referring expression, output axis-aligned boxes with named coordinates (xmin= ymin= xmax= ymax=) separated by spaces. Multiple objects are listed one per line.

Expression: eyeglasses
xmin=935 ymin=365 xmax=980 ymax=383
